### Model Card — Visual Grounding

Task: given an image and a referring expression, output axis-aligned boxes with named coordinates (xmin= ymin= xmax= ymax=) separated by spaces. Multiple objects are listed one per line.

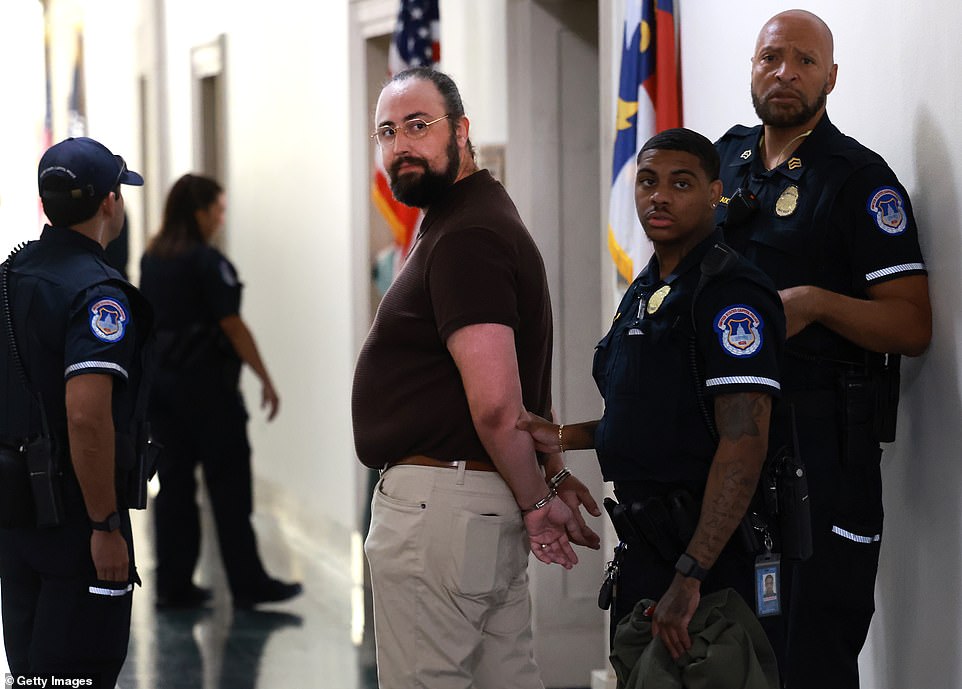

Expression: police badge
xmin=775 ymin=184 xmax=799 ymax=217
xmin=646 ymin=285 xmax=671 ymax=315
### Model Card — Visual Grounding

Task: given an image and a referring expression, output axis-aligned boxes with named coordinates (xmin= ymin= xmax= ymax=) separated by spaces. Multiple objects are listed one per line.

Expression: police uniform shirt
xmin=715 ymin=114 xmax=926 ymax=362
xmin=141 ymin=245 xmax=241 ymax=331
xmin=593 ymin=231 xmax=784 ymax=485
xmin=17 ymin=228 xmax=141 ymax=433
xmin=65 ymin=277 xmax=138 ymax=383
xmin=1 ymin=226 xmax=148 ymax=507
xmin=140 ymin=244 xmax=242 ymax=392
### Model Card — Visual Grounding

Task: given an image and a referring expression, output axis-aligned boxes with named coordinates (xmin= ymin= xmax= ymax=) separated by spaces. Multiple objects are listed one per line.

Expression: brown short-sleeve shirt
xmin=352 ymin=170 xmax=553 ymax=468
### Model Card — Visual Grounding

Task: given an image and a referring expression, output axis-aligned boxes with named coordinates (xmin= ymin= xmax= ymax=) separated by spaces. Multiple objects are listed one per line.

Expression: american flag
xmin=372 ymin=0 xmax=440 ymax=271
xmin=389 ymin=0 xmax=440 ymax=72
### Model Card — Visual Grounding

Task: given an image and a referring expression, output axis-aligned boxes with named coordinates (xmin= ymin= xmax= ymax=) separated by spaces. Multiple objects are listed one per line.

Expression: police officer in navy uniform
xmin=140 ymin=173 xmax=301 ymax=610
xmin=0 ymin=137 xmax=149 ymax=686
xmin=520 ymin=128 xmax=785 ymax=660
xmin=714 ymin=11 xmax=932 ymax=688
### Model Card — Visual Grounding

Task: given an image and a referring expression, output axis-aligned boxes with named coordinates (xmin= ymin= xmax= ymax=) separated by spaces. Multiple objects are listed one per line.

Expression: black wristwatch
xmin=675 ymin=552 xmax=708 ymax=581
xmin=90 ymin=511 xmax=121 ymax=532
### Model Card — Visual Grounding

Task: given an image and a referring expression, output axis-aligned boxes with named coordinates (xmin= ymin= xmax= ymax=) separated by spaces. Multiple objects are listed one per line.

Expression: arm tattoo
xmin=715 ymin=393 xmax=769 ymax=441
xmin=687 ymin=393 xmax=772 ymax=564
xmin=692 ymin=462 xmax=753 ymax=554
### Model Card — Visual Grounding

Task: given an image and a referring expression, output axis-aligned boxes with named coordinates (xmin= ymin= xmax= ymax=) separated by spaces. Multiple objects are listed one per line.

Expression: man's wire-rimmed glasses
xmin=371 ymin=114 xmax=450 ymax=148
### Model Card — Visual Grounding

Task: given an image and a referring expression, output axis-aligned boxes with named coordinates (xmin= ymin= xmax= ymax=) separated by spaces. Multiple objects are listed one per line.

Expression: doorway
xmin=506 ymin=0 xmax=606 ymax=685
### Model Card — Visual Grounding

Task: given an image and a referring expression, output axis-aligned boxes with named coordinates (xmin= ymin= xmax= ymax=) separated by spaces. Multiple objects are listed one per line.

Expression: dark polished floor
xmin=0 ymin=483 xmax=377 ymax=688
xmin=114 ymin=488 xmax=378 ymax=689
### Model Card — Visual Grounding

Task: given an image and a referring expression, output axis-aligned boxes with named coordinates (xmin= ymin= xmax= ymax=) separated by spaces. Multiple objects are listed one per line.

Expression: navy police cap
xmin=38 ymin=137 xmax=144 ymax=201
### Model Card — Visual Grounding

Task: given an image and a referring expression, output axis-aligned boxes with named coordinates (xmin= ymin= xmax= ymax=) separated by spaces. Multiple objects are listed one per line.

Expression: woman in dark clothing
xmin=140 ymin=173 xmax=301 ymax=609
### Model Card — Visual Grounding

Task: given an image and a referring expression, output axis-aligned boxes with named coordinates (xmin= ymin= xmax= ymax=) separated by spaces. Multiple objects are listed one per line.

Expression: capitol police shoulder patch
xmin=867 ymin=186 xmax=908 ymax=235
xmin=219 ymin=259 xmax=238 ymax=286
xmin=714 ymin=304 xmax=764 ymax=358
xmin=89 ymin=298 xmax=128 ymax=343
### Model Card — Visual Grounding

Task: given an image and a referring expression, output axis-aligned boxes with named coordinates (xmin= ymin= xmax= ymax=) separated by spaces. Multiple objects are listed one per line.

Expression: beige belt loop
xmin=455 ymin=460 xmax=467 ymax=485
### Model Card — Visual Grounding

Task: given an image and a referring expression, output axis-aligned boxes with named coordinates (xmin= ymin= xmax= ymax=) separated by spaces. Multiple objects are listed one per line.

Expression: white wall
xmin=0 ymin=0 xmax=360 ymax=563
xmin=83 ymin=0 xmax=146 ymax=265
xmin=0 ymin=0 xmax=45 ymax=251
xmin=0 ymin=0 xmax=148 ymax=276
xmin=146 ymin=0 xmax=358 ymax=563
xmin=439 ymin=0 xmax=508 ymax=147
xmin=677 ymin=3 xmax=962 ymax=688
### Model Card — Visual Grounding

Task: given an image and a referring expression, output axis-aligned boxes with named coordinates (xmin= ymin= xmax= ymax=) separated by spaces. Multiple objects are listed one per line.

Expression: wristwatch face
xmin=676 ymin=553 xmax=707 ymax=581
xmin=91 ymin=512 xmax=121 ymax=532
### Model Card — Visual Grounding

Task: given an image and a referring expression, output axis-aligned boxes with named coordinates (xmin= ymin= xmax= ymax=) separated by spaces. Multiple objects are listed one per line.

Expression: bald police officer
xmin=715 ymin=11 xmax=932 ymax=688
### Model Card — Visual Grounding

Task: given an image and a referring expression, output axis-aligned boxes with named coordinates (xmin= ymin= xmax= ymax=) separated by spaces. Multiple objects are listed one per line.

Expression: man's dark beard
xmin=751 ymin=85 xmax=827 ymax=128
xmin=389 ymin=135 xmax=460 ymax=208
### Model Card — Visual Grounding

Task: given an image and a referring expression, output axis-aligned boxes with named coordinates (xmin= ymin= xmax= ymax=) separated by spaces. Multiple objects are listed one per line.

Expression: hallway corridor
xmin=114 ymin=492 xmax=378 ymax=689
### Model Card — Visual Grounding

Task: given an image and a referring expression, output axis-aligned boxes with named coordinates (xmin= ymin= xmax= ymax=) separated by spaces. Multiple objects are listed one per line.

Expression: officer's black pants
xmin=608 ymin=482 xmax=784 ymax=658
xmin=782 ymin=399 xmax=882 ymax=689
xmin=151 ymin=391 xmax=271 ymax=599
xmin=610 ymin=531 xmax=761 ymax=635
xmin=0 ymin=514 xmax=135 ymax=688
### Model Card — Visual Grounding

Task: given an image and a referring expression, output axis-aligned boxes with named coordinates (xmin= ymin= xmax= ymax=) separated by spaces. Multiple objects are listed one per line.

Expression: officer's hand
xmin=523 ymin=496 xmax=578 ymax=569
xmin=262 ymin=380 xmax=280 ymax=421
xmin=651 ymin=574 xmax=700 ymax=659
xmin=90 ymin=531 xmax=129 ymax=582
xmin=516 ymin=411 xmax=562 ymax=454
xmin=555 ymin=473 xmax=602 ymax=550
xmin=778 ymin=285 xmax=820 ymax=338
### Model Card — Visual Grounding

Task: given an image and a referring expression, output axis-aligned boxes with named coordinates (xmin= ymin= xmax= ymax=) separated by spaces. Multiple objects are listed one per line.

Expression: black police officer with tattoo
xmin=519 ymin=128 xmax=785 ymax=659
xmin=714 ymin=11 xmax=932 ymax=689
xmin=0 ymin=137 xmax=150 ymax=686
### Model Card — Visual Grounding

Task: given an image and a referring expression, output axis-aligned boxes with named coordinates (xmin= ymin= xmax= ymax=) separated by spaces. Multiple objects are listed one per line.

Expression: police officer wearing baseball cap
xmin=0 ymin=137 xmax=151 ymax=686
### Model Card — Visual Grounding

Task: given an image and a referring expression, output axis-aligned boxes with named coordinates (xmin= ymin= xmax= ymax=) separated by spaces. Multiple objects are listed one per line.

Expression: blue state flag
xmin=607 ymin=0 xmax=681 ymax=283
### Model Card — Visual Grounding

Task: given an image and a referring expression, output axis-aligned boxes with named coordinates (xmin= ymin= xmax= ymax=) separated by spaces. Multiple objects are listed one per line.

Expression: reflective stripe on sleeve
xmin=705 ymin=375 xmax=780 ymax=390
xmin=88 ymin=584 xmax=133 ymax=597
xmin=865 ymin=262 xmax=926 ymax=282
xmin=65 ymin=361 xmax=129 ymax=379
xmin=831 ymin=525 xmax=881 ymax=544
